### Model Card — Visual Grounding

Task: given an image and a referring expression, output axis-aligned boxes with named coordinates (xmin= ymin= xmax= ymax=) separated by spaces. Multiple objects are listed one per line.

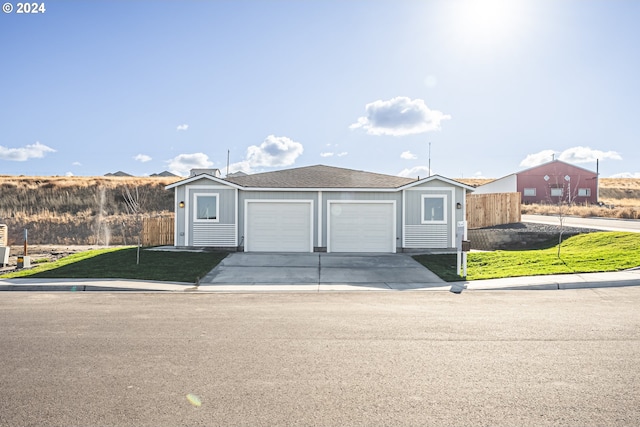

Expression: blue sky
xmin=1 ymin=0 xmax=639 ymax=179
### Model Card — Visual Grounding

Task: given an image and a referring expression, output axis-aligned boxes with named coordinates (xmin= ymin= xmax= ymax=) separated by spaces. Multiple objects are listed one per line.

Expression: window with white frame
xmin=578 ymin=188 xmax=591 ymax=197
xmin=422 ymin=194 xmax=447 ymax=224
xmin=550 ymin=188 xmax=563 ymax=197
xmin=194 ymin=194 xmax=219 ymax=221
xmin=523 ymin=188 xmax=536 ymax=197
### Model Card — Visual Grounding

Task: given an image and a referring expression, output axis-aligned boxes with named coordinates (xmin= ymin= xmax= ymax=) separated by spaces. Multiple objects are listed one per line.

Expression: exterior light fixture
xmin=179 ymin=201 xmax=185 ymax=208
xmin=456 ymin=202 xmax=462 ymax=209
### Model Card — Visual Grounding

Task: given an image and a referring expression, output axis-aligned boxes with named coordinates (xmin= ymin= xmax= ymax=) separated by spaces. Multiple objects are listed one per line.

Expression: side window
xmin=422 ymin=195 xmax=447 ymax=224
xmin=578 ymin=188 xmax=591 ymax=197
xmin=194 ymin=194 xmax=219 ymax=221
xmin=550 ymin=188 xmax=563 ymax=197
xmin=523 ymin=188 xmax=536 ymax=197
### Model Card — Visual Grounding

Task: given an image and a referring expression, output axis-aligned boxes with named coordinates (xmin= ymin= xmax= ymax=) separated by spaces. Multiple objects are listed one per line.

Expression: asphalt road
xmin=1 ymin=290 xmax=639 ymax=427
xmin=523 ymin=214 xmax=640 ymax=232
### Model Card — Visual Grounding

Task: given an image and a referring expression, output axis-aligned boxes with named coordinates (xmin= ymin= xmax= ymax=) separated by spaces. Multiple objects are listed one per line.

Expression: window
xmin=422 ymin=194 xmax=447 ymax=224
xmin=194 ymin=194 xmax=219 ymax=221
xmin=578 ymin=188 xmax=591 ymax=197
xmin=523 ymin=188 xmax=536 ymax=197
xmin=550 ymin=188 xmax=563 ymax=197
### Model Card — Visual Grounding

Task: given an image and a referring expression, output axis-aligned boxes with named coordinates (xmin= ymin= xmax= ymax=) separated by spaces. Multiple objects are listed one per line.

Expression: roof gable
xmin=517 ymin=159 xmax=596 ymax=176
xmin=165 ymin=172 xmax=240 ymax=190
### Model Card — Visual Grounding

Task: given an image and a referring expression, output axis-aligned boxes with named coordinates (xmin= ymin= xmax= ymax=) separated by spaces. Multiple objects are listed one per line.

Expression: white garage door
xmin=245 ymin=201 xmax=312 ymax=252
xmin=328 ymin=202 xmax=395 ymax=253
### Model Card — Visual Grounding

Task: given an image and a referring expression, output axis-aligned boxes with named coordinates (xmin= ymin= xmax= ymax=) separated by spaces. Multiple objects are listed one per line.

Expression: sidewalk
xmin=1 ymin=270 xmax=639 ymax=292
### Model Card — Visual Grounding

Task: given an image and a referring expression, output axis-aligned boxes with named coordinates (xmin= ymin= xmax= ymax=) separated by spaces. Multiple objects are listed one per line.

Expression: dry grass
xmin=0 ymin=176 xmax=180 ymax=245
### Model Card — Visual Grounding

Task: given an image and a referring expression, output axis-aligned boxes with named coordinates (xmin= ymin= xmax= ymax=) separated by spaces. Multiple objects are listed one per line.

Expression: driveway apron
xmin=200 ymin=252 xmax=445 ymax=289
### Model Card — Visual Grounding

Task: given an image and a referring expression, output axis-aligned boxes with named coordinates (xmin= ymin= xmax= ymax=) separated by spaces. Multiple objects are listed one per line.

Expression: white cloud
xmin=176 ymin=124 xmax=189 ymax=131
xmin=134 ymin=154 xmax=152 ymax=163
xmin=398 ymin=165 xmax=433 ymax=178
xmin=72 ymin=161 xmax=82 ymax=166
xmin=337 ymin=152 xmax=348 ymax=157
xmin=65 ymin=171 xmax=74 ymax=177
xmin=609 ymin=172 xmax=640 ymax=178
xmin=350 ymin=96 xmax=451 ymax=136
xmin=246 ymin=135 xmax=303 ymax=167
xmin=320 ymin=152 xmax=334 ymax=157
xmin=400 ymin=150 xmax=417 ymax=160
xmin=558 ymin=146 xmax=622 ymax=164
xmin=167 ymin=152 xmax=213 ymax=176
xmin=520 ymin=146 xmax=623 ymax=168
xmin=0 ymin=141 xmax=56 ymax=161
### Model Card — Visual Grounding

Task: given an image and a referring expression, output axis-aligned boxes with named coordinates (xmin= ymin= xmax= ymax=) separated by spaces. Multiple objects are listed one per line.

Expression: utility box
xmin=0 ymin=224 xmax=7 ymax=247
xmin=0 ymin=246 xmax=9 ymax=267
xmin=17 ymin=256 xmax=31 ymax=269
xmin=462 ymin=240 xmax=471 ymax=252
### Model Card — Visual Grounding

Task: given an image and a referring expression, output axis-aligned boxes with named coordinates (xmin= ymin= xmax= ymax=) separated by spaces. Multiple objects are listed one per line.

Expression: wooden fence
xmin=466 ymin=192 xmax=521 ymax=229
xmin=142 ymin=216 xmax=174 ymax=246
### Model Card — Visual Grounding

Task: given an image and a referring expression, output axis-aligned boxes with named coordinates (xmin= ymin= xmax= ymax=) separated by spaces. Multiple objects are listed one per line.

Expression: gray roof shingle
xmin=224 ymin=165 xmax=416 ymax=188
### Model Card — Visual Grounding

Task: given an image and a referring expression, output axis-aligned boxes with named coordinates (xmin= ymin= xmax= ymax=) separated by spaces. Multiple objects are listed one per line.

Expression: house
xmin=474 ymin=160 xmax=598 ymax=204
xmin=165 ymin=165 xmax=474 ymax=253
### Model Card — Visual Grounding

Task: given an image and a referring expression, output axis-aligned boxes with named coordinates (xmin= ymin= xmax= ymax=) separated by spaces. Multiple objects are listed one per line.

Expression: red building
xmin=517 ymin=160 xmax=598 ymax=205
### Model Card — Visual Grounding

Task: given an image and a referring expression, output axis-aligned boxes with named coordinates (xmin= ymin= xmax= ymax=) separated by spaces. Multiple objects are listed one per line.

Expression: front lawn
xmin=0 ymin=247 xmax=228 ymax=283
xmin=414 ymin=232 xmax=640 ymax=281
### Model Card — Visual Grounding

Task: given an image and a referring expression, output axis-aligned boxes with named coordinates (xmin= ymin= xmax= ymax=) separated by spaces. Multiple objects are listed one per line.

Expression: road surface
xmin=523 ymin=214 xmax=640 ymax=232
xmin=1 ymin=290 xmax=639 ymax=426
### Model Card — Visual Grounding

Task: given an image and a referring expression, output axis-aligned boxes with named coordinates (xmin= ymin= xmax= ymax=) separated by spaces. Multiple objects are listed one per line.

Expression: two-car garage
xmin=244 ymin=200 xmax=396 ymax=253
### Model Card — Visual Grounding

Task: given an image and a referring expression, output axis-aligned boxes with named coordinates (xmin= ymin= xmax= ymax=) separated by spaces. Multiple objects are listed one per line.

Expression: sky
xmin=1 ymin=0 xmax=639 ymax=179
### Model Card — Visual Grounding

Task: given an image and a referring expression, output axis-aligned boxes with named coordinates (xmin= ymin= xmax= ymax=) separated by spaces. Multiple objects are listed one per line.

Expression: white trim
xmin=234 ymin=188 xmax=239 ymax=246
xmin=193 ymin=193 xmax=220 ymax=222
xmin=317 ymin=191 xmax=323 ymax=248
xmin=244 ymin=199 xmax=314 ymax=253
xmin=326 ymin=200 xmax=396 ymax=253
xmin=421 ymin=194 xmax=448 ymax=225
xmin=402 ymin=189 xmax=406 ymax=248
xmin=174 ymin=190 xmax=179 ymax=245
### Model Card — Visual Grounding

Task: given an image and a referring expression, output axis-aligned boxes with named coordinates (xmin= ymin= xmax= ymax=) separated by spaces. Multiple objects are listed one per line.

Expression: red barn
xmin=517 ymin=160 xmax=598 ymax=204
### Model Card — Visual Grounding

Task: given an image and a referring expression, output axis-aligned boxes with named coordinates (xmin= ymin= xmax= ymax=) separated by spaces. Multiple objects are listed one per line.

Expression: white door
xmin=328 ymin=202 xmax=395 ymax=253
xmin=245 ymin=201 xmax=313 ymax=252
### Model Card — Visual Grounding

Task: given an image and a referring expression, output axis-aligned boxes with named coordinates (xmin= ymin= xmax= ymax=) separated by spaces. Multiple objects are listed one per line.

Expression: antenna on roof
xmin=226 ymin=149 xmax=230 ymax=177
xmin=428 ymin=142 xmax=431 ymax=177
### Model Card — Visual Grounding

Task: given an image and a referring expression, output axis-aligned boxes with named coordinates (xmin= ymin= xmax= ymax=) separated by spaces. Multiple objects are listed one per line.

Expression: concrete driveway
xmin=199 ymin=252 xmax=447 ymax=291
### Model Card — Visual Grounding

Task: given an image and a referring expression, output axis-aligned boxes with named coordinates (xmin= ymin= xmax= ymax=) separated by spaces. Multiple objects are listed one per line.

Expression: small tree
xmin=545 ymin=174 xmax=578 ymax=258
xmin=122 ymin=186 xmax=147 ymax=264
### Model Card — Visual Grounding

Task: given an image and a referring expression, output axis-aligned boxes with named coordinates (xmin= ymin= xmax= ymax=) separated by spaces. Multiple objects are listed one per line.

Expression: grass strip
xmin=0 ymin=247 xmax=227 ymax=283
xmin=414 ymin=231 xmax=640 ymax=281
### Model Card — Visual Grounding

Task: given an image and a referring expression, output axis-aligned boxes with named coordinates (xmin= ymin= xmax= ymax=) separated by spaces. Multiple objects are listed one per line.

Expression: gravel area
xmin=482 ymin=222 xmax=601 ymax=234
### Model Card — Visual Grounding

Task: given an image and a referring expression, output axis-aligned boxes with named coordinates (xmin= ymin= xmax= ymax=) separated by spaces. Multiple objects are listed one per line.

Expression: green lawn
xmin=0 ymin=247 xmax=228 ymax=283
xmin=414 ymin=232 xmax=640 ymax=282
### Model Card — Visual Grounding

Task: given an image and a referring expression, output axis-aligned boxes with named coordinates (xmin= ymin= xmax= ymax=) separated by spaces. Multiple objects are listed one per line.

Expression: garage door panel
xmin=329 ymin=202 xmax=395 ymax=253
xmin=246 ymin=202 xmax=312 ymax=252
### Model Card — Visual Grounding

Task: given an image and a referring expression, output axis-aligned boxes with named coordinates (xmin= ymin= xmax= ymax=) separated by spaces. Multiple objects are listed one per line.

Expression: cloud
xmin=337 ymin=152 xmax=348 ymax=157
xmin=134 ymin=154 xmax=152 ymax=163
xmin=246 ymin=135 xmax=303 ymax=167
xmin=520 ymin=147 xmax=623 ymax=168
xmin=400 ymin=150 xmax=417 ymax=160
xmin=167 ymin=152 xmax=213 ymax=176
xmin=72 ymin=161 xmax=82 ymax=166
xmin=65 ymin=171 xmax=74 ymax=177
xmin=350 ymin=96 xmax=451 ymax=136
xmin=558 ymin=146 xmax=622 ymax=164
xmin=398 ymin=165 xmax=433 ymax=178
xmin=0 ymin=141 xmax=56 ymax=161
xmin=176 ymin=124 xmax=189 ymax=131
xmin=320 ymin=152 xmax=334 ymax=157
